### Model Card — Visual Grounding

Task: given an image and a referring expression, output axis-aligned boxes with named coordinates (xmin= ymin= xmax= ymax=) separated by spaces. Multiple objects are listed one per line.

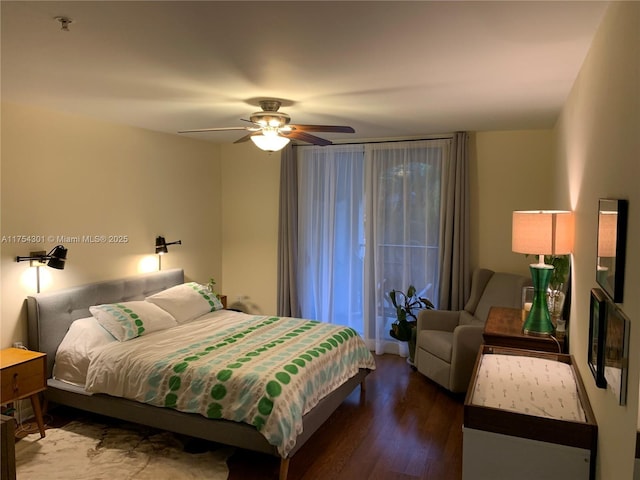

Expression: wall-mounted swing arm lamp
xmin=155 ymin=236 xmax=181 ymax=271
xmin=16 ymin=245 xmax=68 ymax=269
xmin=155 ymin=236 xmax=182 ymax=254
xmin=16 ymin=245 xmax=68 ymax=293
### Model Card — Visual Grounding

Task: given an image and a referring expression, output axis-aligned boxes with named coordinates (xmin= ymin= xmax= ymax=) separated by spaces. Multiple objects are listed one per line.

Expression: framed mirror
xmin=596 ymin=198 xmax=628 ymax=302
xmin=588 ymin=288 xmax=607 ymax=388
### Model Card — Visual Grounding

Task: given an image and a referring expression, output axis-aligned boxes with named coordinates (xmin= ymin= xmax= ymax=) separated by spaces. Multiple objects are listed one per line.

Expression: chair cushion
xmin=418 ymin=329 xmax=453 ymax=363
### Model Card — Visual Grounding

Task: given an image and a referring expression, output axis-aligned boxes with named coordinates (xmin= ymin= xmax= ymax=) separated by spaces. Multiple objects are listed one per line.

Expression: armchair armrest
xmin=452 ymin=324 xmax=485 ymax=349
xmin=450 ymin=324 xmax=485 ymax=393
xmin=417 ymin=309 xmax=461 ymax=332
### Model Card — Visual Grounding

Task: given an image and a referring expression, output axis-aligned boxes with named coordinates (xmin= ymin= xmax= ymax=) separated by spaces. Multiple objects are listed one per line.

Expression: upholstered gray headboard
xmin=27 ymin=268 xmax=184 ymax=378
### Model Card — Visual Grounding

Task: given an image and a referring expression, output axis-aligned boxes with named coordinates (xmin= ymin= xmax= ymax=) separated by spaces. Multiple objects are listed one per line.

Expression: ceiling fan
xmin=178 ymin=100 xmax=355 ymax=152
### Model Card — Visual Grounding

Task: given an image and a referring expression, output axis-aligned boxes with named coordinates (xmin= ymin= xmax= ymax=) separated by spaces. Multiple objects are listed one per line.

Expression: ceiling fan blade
xmin=290 ymin=125 xmax=355 ymax=133
xmin=178 ymin=126 xmax=252 ymax=133
xmin=282 ymin=130 xmax=333 ymax=146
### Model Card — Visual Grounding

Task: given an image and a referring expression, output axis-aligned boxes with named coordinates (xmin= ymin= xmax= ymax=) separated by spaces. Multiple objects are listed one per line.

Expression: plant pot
xmin=390 ymin=320 xmax=414 ymax=342
xmin=390 ymin=321 xmax=417 ymax=364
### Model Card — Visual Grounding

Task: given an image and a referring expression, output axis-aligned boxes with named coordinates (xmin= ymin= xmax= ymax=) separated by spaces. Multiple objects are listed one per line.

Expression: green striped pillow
xmin=90 ymin=301 xmax=177 ymax=341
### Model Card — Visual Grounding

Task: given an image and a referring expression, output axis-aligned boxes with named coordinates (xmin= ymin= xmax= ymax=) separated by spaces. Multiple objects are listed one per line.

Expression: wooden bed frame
xmin=26 ymin=269 xmax=371 ymax=480
xmin=463 ymin=345 xmax=598 ymax=480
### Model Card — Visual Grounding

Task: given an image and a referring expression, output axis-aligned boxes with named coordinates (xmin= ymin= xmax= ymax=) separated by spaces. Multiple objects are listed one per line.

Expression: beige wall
xmin=218 ymin=131 xmax=557 ymax=315
xmin=1 ymin=102 xmax=222 ymax=348
xmin=469 ymin=129 xmax=555 ymax=276
xmin=555 ymin=3 xmax=640 ymax=478
xmin=220 ymin=142 xmax=280 ymax=315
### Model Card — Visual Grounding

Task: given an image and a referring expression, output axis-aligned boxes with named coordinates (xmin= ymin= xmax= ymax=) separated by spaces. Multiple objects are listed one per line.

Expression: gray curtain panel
xmin=437 ymin=132 xmax=471 ymax=310
xmin=277 ymin=144 xmax=301 ymax=317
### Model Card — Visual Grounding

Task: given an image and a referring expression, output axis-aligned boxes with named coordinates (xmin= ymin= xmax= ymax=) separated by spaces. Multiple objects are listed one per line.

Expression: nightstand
xmin=219 ymin=295 xmax=227 ymax=309
xmin=483 ymin=306 xmax=564 ymax=353
xmin=0 ymin=348 xmax=47 ymax=438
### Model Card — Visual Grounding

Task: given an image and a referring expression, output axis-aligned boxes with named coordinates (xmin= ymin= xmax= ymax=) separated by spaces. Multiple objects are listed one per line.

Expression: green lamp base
xmin=523 ymin=264 xmax=554 ymax=337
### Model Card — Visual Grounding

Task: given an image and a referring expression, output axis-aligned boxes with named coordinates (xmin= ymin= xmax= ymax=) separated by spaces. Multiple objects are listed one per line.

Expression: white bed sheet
xmin=53 ymin=316 xmax=117 ymax=386
xmin=471 ymin=353 xmax=586 ymax=422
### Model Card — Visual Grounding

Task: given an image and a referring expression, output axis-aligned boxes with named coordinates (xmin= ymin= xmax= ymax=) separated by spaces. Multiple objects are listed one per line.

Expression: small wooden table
xmin=219 ymin=295 xmax=227 ymax=309
xmin=0 ymin=348 xmax=47 ymax=438
xmin=482 ymin=306 xmax=564 ymax=353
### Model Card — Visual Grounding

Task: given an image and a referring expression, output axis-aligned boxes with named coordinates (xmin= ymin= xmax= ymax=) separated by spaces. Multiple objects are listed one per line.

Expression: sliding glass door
xmin=297 ymin=139 xmax=448 ymax=354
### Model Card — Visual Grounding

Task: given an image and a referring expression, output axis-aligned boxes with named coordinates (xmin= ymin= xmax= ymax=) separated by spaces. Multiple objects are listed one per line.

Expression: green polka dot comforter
xmin=85 ymin=310 xmax=376 ymax=456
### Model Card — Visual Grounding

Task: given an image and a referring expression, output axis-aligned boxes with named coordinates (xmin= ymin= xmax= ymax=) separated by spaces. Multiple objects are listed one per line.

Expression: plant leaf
xmin=419 ymin=297 xmax=435 ymax=309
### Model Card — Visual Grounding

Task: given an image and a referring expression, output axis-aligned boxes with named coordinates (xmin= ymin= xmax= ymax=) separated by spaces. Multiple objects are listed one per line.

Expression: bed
xmin=463 ymin=345 xmax=597 ymax=480
xmin=26 ymin=269 xmax=375 ymax=480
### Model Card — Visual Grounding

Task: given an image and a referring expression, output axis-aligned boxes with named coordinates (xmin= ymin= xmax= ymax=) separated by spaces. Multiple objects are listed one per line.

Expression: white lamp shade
xmin=250 ymin=134 xmax=290 ymax=152
xmin=512 ymin=210 xmax=574 ymax=256
xmin=598 ymin=211 xmax=618 ymax=257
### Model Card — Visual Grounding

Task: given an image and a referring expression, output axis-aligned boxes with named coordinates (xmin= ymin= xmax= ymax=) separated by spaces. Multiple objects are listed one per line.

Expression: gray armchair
xmin=414 ymin=268 xmax=530 ymax=393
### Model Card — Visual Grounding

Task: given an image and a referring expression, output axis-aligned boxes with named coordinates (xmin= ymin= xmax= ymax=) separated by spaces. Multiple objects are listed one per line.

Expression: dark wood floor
xmin=228 ymin=354 xmax=464 ymax=480
xmin=21 ymin=354 xmax=464 ymax=480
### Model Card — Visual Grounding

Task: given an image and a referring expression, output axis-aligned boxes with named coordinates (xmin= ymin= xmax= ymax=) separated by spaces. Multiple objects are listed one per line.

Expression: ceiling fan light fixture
xmin=178 ymin=98 xmax=354 ymax=148
xmin=251 ymin=134 xmax=290 ymax=152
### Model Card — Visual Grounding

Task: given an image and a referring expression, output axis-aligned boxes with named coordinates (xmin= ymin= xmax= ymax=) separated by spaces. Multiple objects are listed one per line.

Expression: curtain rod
xmin=291 ymin=134 xmax=455 ymax=147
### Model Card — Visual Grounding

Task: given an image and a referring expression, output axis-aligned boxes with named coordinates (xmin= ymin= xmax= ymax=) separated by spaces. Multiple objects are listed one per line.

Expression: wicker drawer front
xmin=1 ymin=356 xmax=46 ymax=403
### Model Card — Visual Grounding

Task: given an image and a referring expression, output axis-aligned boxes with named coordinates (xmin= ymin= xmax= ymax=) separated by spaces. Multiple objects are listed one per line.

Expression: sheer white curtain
xmin=364 ymin=140 xmax=447 ymax=355
xmin=297 ymin=144 xmax=365 ymax=333
xmin=296 ymin=139 xmax=448 ymax=354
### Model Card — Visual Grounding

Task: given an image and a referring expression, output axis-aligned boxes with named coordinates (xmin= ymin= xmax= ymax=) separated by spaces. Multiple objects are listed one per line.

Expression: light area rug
xmin=15 ymin=419 xmax=233 ymax=479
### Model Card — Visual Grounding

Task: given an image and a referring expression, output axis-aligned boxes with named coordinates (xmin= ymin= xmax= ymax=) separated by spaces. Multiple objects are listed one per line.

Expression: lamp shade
xmin=250 ymin=133 xmax=290 ymax=152
xmin=155 ymin=236 xmax=168 ymax=254
xmin=597 ymin=211 xmax=617 ymax=258
xmin=47 ymin=245 xmax=67 ymax=269
xmin=512 ymin=210 xmax=574 ymax=257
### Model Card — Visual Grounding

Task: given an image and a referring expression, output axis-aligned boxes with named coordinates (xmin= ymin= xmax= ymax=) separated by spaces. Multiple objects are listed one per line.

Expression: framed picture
xmin=604 ymin=302 xmax=630 ymax=405
xmin=596 ymin=198 xmax=628 ymax=302
xmin=588 ymin=288 xmax=607 ymax=388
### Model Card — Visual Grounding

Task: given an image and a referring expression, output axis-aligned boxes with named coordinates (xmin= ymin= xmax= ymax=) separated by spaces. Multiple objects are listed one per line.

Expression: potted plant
xmin=389 ymin=285 xmax=434 ymax=363
xmin=207 ymin=277 xmax=217 ymax=295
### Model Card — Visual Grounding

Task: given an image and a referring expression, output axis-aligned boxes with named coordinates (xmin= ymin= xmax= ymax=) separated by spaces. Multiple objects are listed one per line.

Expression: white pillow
xmin=53 ymin=317 xmax=117 ymax=386
xmin=145 ymin=282 xmax=223 ymax=323
xmin=89 ymin=301 xmax=177 ymax=341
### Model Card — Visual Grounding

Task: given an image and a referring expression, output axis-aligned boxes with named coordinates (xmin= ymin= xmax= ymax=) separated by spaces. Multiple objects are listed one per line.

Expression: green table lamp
xmin=512 ymin=210 xmax=574 ymax=336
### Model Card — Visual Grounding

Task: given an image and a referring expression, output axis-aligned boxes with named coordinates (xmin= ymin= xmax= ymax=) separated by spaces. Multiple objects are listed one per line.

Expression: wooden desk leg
xmin=29 ymin=394 xmax=45 ymax=438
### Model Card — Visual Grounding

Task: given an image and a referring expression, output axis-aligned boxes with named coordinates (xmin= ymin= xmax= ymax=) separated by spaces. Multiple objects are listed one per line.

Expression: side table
xmin=0 ymin=348 xmax=47 ymax=438
xmin=483 ymin=306 xmax=564 ymax=353
xmin=219 ymin=295 xmax=227 ymax=309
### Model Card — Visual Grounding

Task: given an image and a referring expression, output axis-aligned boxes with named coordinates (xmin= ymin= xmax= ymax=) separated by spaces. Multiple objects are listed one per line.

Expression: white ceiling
xmin=1 ymin=1 xmax=609 ymax=144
